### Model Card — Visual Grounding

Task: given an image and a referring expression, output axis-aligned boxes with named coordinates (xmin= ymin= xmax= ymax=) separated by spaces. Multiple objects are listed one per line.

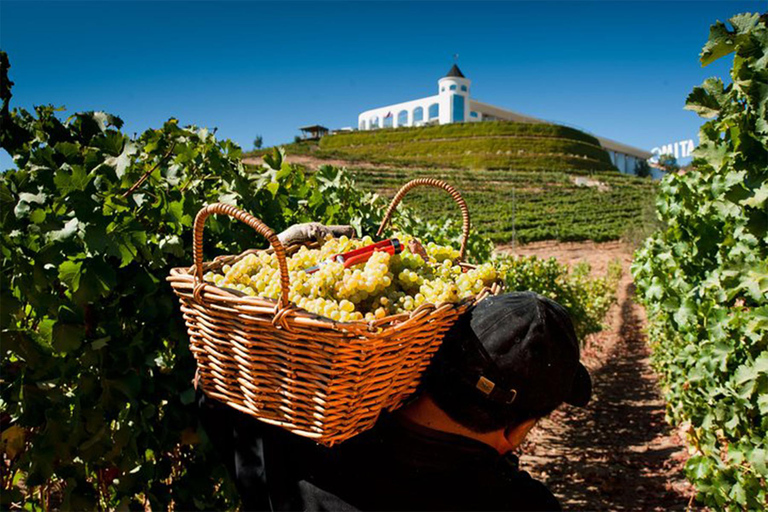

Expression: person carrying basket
xmin=197 ymin=223 xmax=592 ymax=512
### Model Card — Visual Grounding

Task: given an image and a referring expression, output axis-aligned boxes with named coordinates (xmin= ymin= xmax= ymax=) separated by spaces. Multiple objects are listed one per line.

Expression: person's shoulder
xmin=489 ymin=455 xmax=562 ymax=512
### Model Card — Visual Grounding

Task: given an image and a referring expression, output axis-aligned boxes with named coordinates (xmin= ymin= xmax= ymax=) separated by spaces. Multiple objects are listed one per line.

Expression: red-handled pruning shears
xmin=304 ymin=238 xmax=403 ymax=274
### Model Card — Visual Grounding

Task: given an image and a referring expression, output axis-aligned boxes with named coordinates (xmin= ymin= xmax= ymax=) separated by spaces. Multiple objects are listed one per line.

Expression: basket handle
xmin=376 ymin=178 xmax=470 ymax=261
xmin=193 ymin=203 xmax=290 ymax=309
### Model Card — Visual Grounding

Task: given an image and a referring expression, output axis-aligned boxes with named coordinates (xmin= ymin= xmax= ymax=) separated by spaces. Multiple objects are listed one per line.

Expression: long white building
xmin=357 ymin=65 xmax=652 ymax=175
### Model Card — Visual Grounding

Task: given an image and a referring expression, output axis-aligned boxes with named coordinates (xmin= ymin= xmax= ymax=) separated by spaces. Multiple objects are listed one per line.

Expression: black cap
xmin=440 ymin=292 xmax=592 ymax=415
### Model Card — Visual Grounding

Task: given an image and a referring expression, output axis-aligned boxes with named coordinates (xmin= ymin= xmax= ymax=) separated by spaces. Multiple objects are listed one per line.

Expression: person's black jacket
xmin=198 ymin=392 xmax=561 ymax=511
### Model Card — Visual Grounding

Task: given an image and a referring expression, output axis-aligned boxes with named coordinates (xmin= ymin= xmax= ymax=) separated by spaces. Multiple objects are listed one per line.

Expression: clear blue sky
xmin=1 ymin=1 xmax=763 ymax=170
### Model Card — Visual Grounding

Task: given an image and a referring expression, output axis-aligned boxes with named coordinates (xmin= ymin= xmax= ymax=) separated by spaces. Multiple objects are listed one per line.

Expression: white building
xmin=357 ymin=65 xmax=652 ymax=175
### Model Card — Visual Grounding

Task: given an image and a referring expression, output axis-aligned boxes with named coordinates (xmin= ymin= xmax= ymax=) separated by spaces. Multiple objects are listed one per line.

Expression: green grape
xmin=211 ymin=235 xmax=499 ymax=322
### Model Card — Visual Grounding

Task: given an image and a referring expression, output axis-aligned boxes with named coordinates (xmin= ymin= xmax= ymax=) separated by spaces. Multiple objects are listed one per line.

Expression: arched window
xmin=461 ymin=85 xmax=467 ymax=92
xmin=370 ymin=116 xmax=379 ymax=129
xmin=452 ymin=94 xmax=465 ymax=122
xmin=449 ymin=85 xmax=457 ymax=91
xmin=413 ymin=107 xmax=424 ymax=124
xmin=383 ymin=114 xmax=393 ymax=128
xmin=428 ymin=103 xmax=439 ymax=119
xmin=397 ymin=110 xmax=408 ymax=126
xmin=359 ymin=119 xmax=366 ymax=130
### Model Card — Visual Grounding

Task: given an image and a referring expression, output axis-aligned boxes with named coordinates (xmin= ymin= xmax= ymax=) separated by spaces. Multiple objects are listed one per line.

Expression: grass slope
xmin=319 ymin=121 xmax=616 ymax=171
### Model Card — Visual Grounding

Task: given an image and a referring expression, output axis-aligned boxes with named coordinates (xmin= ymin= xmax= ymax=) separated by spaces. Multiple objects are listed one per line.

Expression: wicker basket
xmin=168 ymin=178 xmax=500 ymax=445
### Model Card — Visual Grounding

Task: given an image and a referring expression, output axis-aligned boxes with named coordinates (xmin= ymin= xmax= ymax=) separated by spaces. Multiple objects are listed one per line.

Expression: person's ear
xmin=503 ymin=418 xmax=538 ymax=449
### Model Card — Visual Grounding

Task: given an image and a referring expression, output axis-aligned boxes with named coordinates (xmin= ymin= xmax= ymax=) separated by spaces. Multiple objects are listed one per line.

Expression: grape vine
xmin=632 ymin=13 xmax=767 ymax=510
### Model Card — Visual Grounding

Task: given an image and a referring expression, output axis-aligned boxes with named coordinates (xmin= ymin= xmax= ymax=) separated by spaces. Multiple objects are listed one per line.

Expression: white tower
xmin=437 ymin=64 xmax=471 ymax=125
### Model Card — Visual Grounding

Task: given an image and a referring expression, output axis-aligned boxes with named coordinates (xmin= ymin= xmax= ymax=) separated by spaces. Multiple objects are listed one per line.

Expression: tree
xmin=656 ymin=153 xmax=679 ymax=172
xmin=253 ymin=135 xmax=263 ymax=149
xmin=635 ymin=159 xmax=652 ymax=178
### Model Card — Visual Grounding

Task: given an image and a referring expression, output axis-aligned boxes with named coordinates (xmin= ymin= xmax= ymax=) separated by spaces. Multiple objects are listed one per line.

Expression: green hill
xmin=319 ymin=121 xmax=617 ymax=171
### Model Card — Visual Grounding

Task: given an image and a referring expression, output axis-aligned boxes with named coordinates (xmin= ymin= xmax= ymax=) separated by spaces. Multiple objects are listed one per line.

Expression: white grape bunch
xmin=202 ymin=234 xmax=498 ymax=322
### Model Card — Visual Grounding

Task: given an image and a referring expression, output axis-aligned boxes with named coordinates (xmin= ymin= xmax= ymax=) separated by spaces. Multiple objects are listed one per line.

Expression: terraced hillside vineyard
xmin=247 ymin=120 xmax=658 ymax=244
xmin=342 ymin=166 xmax=656 ymax=244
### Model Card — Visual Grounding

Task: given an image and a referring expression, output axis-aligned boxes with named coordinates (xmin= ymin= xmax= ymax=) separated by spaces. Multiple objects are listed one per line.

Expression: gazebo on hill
xmin=298 ymin=125 xmax=329 ymax=140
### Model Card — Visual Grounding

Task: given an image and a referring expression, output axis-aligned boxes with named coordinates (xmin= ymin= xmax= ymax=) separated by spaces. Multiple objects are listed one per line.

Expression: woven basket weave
xmin=168 ymin=178 xmax=500 ymax=445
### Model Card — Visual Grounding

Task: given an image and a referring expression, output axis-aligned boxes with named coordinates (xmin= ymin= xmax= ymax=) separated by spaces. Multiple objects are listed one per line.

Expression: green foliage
xmin=635 ymin=159 xmax=652 ymax=178
xmin=253 ymin=134 xmax=263 ymax=150
xmin=497 ymin=255 xmax=622 ymax=340
xmin=1 ymin=108 xmax=249 ymax=510
xmin=632 ymin=13 xmax=768 ymax=510
xmin=317 ymin=121 xmax=616 ymax=171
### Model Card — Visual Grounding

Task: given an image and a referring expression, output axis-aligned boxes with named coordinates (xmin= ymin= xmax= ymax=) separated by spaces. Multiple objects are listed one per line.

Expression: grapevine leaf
xmin=266 ymin=181 xmax=280 ymax=198
xmin=14 ymin=191 xmax=46 ymax=218
xmin=742 ymin=182 xmax=768 ymax=208
xmin=58 ymin=260 xmax=82 ymax=290
xmin=685 ymin=80 xmax=724 ymax=118
xmin=51 ymin=322 xmax=84 ymax=353
xmin=108 ymin=140 xmax=136 ymax=179
xmin=754 ymin=353 xmax=768 ymax=375
xmin=728 ymin=12 xmax=761 ymax=35
xmin=728 ymin=481 xmax=747 ymax=505
xmin=48 ymin=217 xmax=81 ymax=242
xmin=1 ymin=426 xmax=26 ymax=459
xmin=91 ymin=336 xmax=110 ymax=350
xmin=701 ymin=20 xmax=737 ymax=66
xmin=750 ymin=448 xmax=767 ymax=477
xmin=53 ymin=165 xmax=91 ymax=193
xmin=700 ymin=14 xmax=759 ymax=67
xmin=29 ymin=209 xmax=45 ymax=224
xmin=759 ymin=394 xmax=768 ymax=415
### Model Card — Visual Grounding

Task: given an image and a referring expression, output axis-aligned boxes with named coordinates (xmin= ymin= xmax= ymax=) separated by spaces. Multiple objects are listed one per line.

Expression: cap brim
xmin=565 ymin=364 xmax=592 ymax=407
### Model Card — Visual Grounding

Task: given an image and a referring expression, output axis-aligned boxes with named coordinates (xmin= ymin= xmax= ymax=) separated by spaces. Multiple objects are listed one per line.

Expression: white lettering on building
xmin=651 ymin=139 xmax=695 ymax=161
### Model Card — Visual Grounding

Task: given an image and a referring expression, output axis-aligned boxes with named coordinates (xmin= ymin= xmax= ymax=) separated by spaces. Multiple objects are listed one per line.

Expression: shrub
xmin=496 ymin=255 xmax=622 ymax=340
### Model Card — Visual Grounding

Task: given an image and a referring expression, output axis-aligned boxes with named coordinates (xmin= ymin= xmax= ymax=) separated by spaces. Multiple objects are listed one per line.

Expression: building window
xmin=461 ymin=85 xmax=467 ymax=92
xmin=452 ymin=94 xmax=465 ymax=122
xmin=359 ymin=119 xmax=366 ymax=130
xmin=413 ymin=106 xmax=424 ymax=124
xmin=428 ymin=103 xmax=439 ymax=119
xmin=470 ymin=111 xmax=478 ymax=118
xmin=370 ymin=116 xmax=379 ymax=129
xmin=397 ymin=110 xmax=408 ymax=126
xmin=383 ymin=114 xmax=393 ymax=128
xmin=449 ymin=85 xmax=457 ymax=91
xmin=441 ymin=87 xmax=445 ymax=92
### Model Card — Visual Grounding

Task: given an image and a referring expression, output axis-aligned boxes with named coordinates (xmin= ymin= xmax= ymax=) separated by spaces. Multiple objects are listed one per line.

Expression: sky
xmin=1 ymin=1 xmax=764 ymax=171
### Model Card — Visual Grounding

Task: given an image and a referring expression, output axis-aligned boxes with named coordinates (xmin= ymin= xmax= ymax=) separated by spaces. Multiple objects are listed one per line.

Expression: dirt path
xmin=243 ymin=154 xmax=387 ymax=169
xmin=500 ymin=241 xmax=697 ymax=511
